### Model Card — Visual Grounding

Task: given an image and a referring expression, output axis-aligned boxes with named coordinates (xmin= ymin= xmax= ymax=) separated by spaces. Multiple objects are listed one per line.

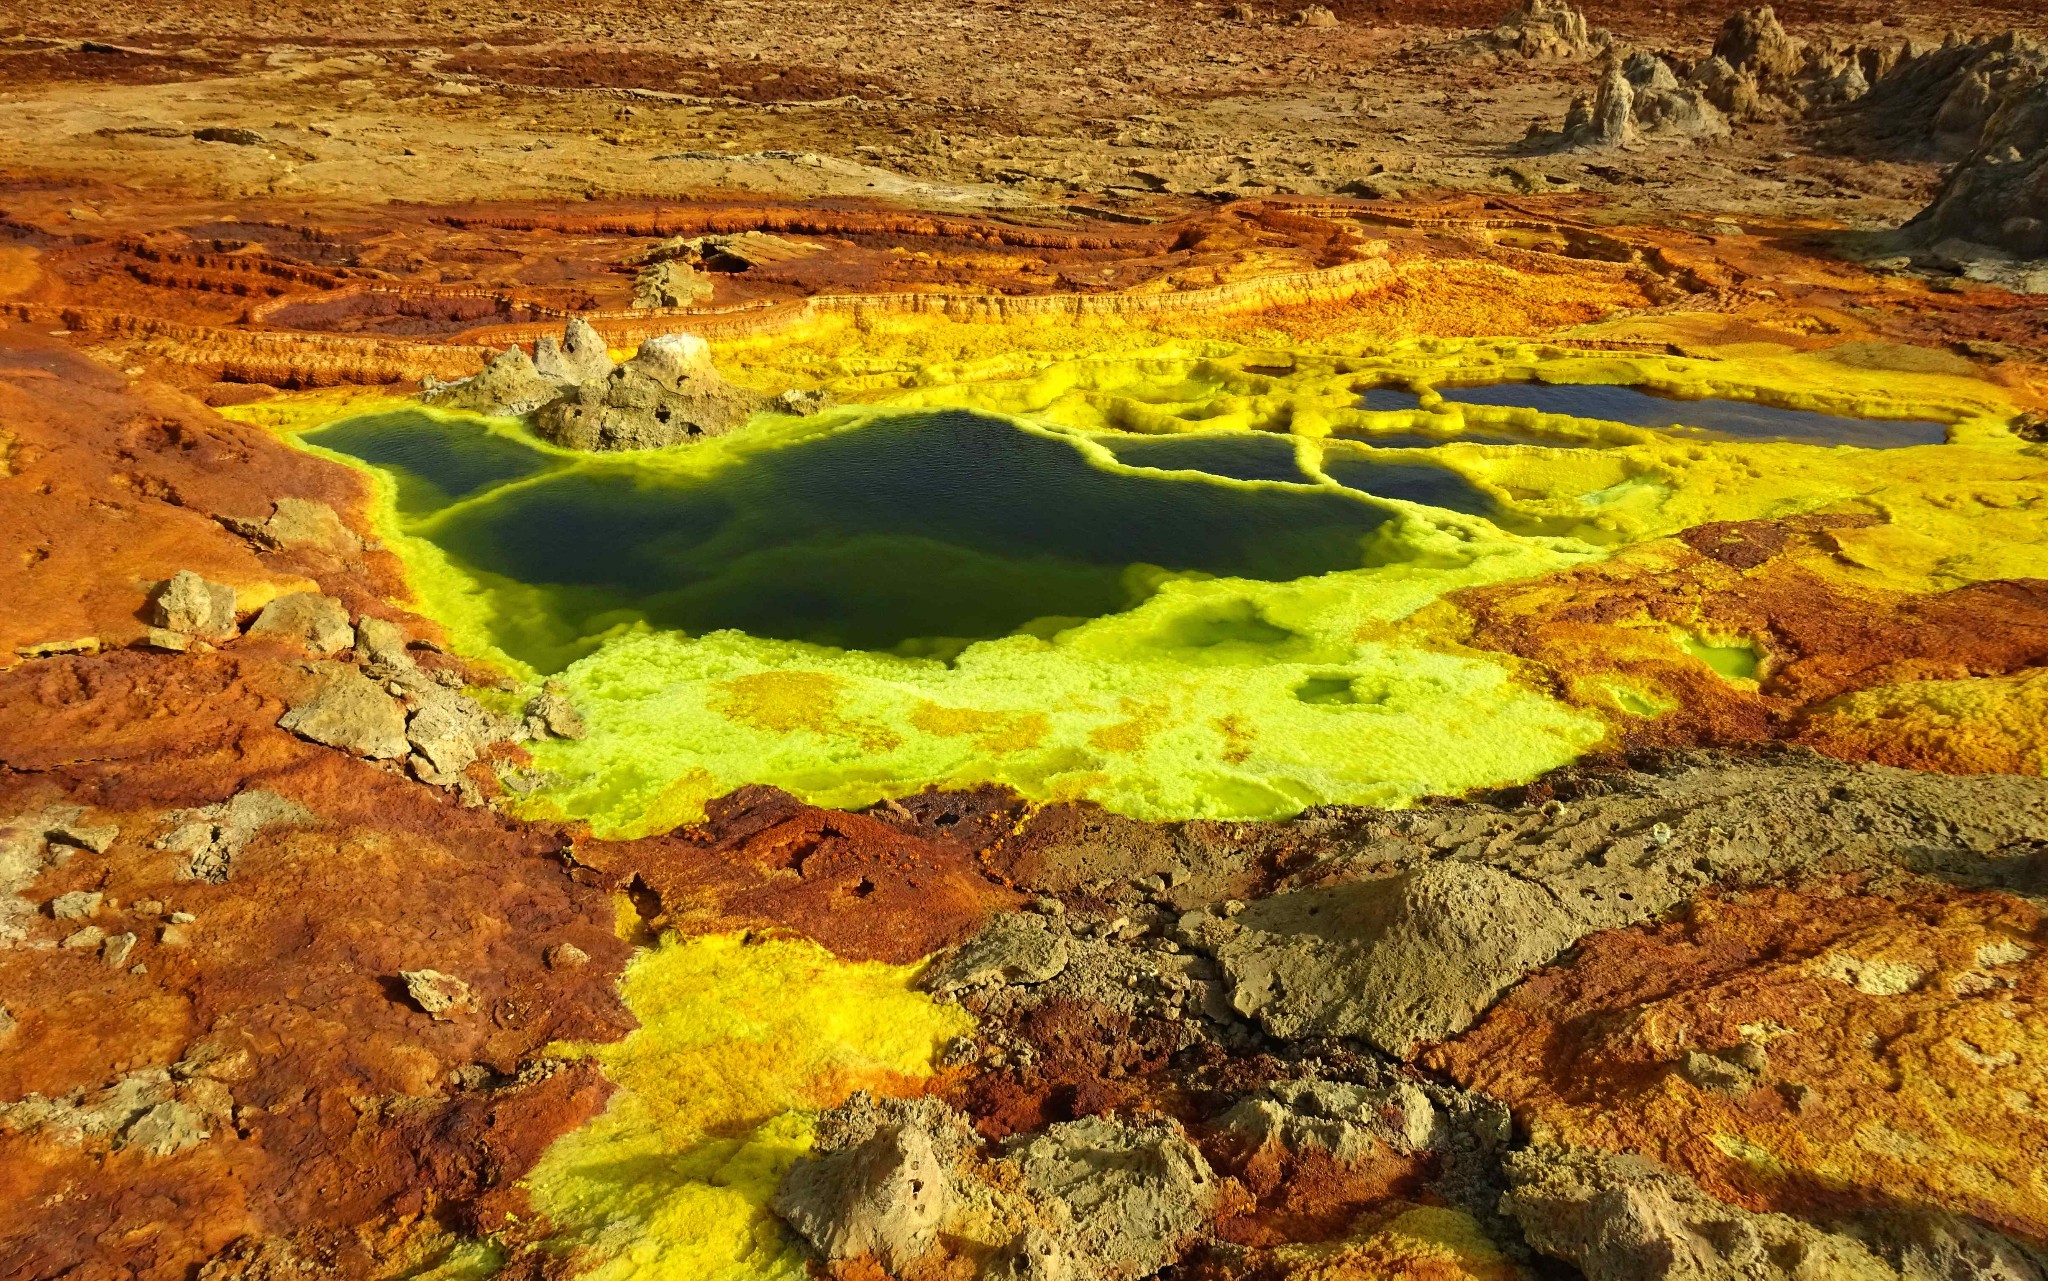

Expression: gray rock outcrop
xmin=278 ymin=665 xmax=412 ymax=761
xmin=770 ymin=1095 xmax=1213 ymax=1281
xmin=1564 ymin=61 xmax=1636 ymax=149
xmin=423 ymin=319 xmax=768 ymax=451
xmin=1182 ymin=861 xmax=1580 ymax=1056
xmin=632 ymin=259 xmax=714 ymax=309
xmin=246 ymin=592 xmax=353 ymax=655
xmin=3 ymin=804 xmax=115 ymax=947
xmin=424 ymin=343 xmax=566 ymax=417
xmin=1218 ymin=1077 xmax=1437 ymax=1164
xmin=531 ymin=333 xmax=758 ymax=451
xmin=1005 ymin=1115 xmax=1217 ymax=1281
xmin=925 ymin=911 xmax=1072 ymax=994
xmin=1502 ymin=1147 xmax=1906 ymax=1280
xmin=773 ymin=1110 xmax=955 ymax=1272
xmin=533 ymin=317 xmax=615 ymax=385
xmin=1904 ymin=41 xmax=2048 ymax=258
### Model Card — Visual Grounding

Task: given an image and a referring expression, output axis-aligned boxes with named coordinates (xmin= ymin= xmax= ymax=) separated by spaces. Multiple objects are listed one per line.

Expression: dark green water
xmin=1110 ymin=432 xmax=1307 ymax=482
xmin=306 ymin=410 xmax=559 ymax=516
xmin=1316 ymin=454 xmax=1496 ymax=517
xmin=302 ymin=409 xmax=1399 ymax=667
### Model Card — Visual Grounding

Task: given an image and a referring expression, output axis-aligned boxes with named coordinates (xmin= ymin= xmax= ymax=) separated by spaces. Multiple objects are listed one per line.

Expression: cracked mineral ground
xmin=2 ymin=0 xmax=2048 ymax=1278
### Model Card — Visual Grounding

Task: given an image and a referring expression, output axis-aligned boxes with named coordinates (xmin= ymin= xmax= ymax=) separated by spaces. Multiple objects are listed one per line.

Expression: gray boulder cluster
xmin=1470 ymin=0 xmax=1610 ymax=62
xmin=1901 ymin=37 xmax=2048 ymax=259
xmin=275 ymin=612 xmax=582 ymax=794
xmin=1529 ymin=5 xmax=2048 ymax=261
xmin=138 ymin=562 xmax=585 ymax=800
xmin=423 ymin=318 xmax=821 ymax=452
xmin=1557 ymin=52 xmax=1727 ymax=150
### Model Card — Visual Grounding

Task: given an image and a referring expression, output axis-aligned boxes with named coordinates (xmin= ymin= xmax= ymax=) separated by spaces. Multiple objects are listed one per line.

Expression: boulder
xmin=405 ymin=684 xmax=514 ymax=784
xmin=246 ymin=592 xmax=352 ymax=655
xmin=1184 ymin=861 xmax=1580 ymax=1057
xmin=773 ymin=1119 xmax=953 ymax=1272
xmin=400 ymin=968 xmax=474 ymax=1020
xmin=1502 ymin=1146 xmax=1905 ymax=1280
xmin=278 ymin=665 xmax=411 ymax=761
xmin=151 ymin=570 xmax=237 ymax=640
xmin=531 ymin=333 xmax=759 ymax=451
xmin=524 ymin=679 xmax=588 ymax=740
xmin=1005 ymin=1114 xmax=1217 ymax=1281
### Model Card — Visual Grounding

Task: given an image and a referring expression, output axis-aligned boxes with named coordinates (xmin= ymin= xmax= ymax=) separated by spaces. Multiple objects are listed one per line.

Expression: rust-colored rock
xmin=1426 ymin=877 xmax=2048 ymax=1242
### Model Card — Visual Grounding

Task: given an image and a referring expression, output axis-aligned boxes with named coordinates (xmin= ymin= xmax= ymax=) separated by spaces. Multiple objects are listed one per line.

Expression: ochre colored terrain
xmin=3 ymin=0 xmax=2048 ymax=1277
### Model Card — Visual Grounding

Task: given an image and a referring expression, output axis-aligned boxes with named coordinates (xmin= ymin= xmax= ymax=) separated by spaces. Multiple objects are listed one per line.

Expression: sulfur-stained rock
xmin=279 ymin=665 xmax=410 ymax=760
xmin=401 ymin=968 xmax=474 ymax=1020
xmin=1431 ymin=879 xmax=2048 ymax=1246
xmin=246 ymin=591 xmax=352 ymax=655
xmin=524 ymin=679 xmax=587 ymax=740
xmin=1224 ymin=1204 xmax=1533 ymax=1280
xmin=1503 ymin=1146 xmax=1905 ymax=1280
xmin=151 ymin=569 xmax=237 ymax=640
xmin=155 ymin=789 xmax=317 ymax=882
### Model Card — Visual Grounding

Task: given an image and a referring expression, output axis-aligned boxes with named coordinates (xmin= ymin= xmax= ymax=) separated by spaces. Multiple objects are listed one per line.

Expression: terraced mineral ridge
xmin=1 ymin=0 xmax=2047 ymax=1278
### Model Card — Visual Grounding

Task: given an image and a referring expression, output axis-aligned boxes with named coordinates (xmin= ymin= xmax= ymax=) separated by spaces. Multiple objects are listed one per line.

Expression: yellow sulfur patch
xmin=522 ymin=931 xmax=972 ymax=1281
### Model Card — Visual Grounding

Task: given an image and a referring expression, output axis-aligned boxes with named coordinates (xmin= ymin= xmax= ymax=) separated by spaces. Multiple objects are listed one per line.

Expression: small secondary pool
xmin=1436 ymin=382 xmax=1948 ymax=447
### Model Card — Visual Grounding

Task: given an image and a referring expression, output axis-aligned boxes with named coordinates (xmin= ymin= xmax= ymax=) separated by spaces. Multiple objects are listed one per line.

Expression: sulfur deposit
xmin=1 ymin=0 xmax=2046 ymax=1277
